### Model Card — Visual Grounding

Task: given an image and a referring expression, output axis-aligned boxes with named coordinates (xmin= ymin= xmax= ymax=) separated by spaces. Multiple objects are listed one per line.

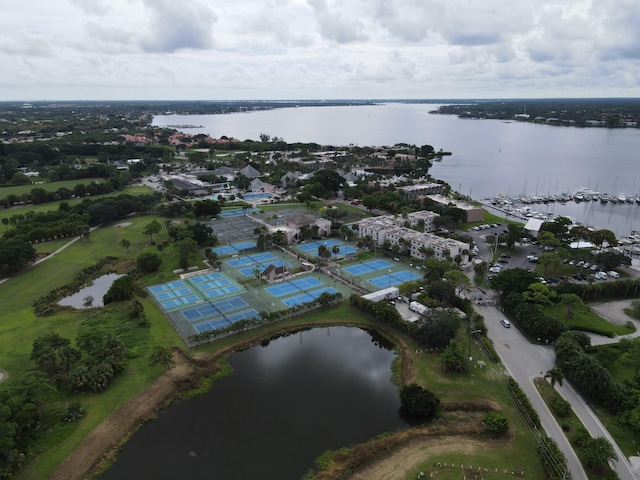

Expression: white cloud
xmin=140 ymin=0 xmax=217 ymax=52
xmin=0 ymin=0 xmax=638 ymax=99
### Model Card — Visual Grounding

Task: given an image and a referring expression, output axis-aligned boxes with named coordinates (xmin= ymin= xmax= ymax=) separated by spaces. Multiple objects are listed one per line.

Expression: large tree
xmin=142 ymin=220 xmax=162 ymax=243
xmin=311 ymin=169 xmax=344 ymax=193
xmin=399 ymin=383 xmax=439 ymax=419
xmin=0 ymin=238 xmax=37 ymax=272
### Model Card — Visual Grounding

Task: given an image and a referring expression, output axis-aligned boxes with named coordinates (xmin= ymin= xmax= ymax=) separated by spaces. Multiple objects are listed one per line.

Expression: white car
xmin=608 ymin=271 xmax=620 ymax=278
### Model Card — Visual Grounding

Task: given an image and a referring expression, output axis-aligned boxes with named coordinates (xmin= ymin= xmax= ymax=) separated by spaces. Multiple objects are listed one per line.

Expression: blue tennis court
xmin=265 ymin=282 xmax=300 ymax=297
xmin=155 ymin=291 xmax=176 ymax=301
xmin=193 ymin=309 xmax=260 ymax=333
xmin=369 ymin=270 xmax=417 ymax=288
xmin=227 ymin=251 xmax=277 ymax=268
xmin=180 ymin=295 xmax=248 ymax=322
xmin=190 ymin=272 xmax=225 ymax=283
xmin=181 ymin=304 xmax=218 ymax=322
xmin=204 ymin=285 xmax=241 ymax=299
xmin=238 ymin=260 xmax=289 ymax=277
xmin=227 ymin=256 xmax=255 ymax=267
xmin=282 ymin=287 xmax=337 ymax=307
xmin=335 ymin=245 xmax=357 ymax=256
xmin=174 ymin=287 xmax=193 ymax=296
xmin=297 ymin=238 xmax=343 ymax=252
xmin=344 ymin=259 xmax=393 ymax=275
xmin=264 ymin=276 xmax=324 ymax=297
xmin=197 ymin=278 xmax=231 ymax=290
xmin=213 ymin=241 xmax=258 ymax=257
xmin=291 ymin=276 xmax=324 ymax=289
xmin=167 ymin=280 xmax=186 ymax=289
xmin=213 ymin=245 xmax=237 ymax=256
xmin=212 ymin=296 xmax=248 ymax=313
xmin=149 ymin=284 xmax=169 ymax=293
xmin=219 ymin=208 xmax=259 ymax=217
xmin=161 ymin=294 xmax=200 ymax=310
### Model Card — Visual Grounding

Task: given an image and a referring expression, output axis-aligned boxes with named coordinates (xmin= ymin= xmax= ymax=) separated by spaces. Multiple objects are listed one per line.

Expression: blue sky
xmin=2 ymin=0 xmax=640 ymax=100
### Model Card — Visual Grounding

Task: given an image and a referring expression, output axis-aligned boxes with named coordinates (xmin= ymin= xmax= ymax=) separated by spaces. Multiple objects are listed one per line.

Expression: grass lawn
xmin=544 ymin=304 xmax=635 ymax=336
xmin=0 ymin=185 xmax=154 ymax=222
xmin=0 ymin=178 xmax=109 ymax=200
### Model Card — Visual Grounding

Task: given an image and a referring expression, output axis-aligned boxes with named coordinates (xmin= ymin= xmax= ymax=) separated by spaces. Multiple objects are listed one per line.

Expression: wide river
xmin=154 ymin=103 xmax=640 ymax=236
xmin=101 ymin=327 xmax=407 ymax=480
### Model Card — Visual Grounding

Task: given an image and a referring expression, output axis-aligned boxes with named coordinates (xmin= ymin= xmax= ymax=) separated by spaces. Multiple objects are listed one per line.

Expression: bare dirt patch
xmin=114 ymin=222 xmax=132 ymax=228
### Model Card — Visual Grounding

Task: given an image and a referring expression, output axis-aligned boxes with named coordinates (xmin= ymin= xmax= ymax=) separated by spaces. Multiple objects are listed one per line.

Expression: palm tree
xmin=544 ymin=367 xmax=564 ymax=388
xmin=331 ymin=245 xmax=340 ymax=259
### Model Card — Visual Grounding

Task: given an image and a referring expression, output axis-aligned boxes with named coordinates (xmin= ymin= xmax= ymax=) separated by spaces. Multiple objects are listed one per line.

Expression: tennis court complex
xmin=282 ymin=287 xmax=337 ymax=307
xmin=265 ymin=276 xmax=324 ymax=297
xmin=343 ymin=259 xmax=392 ymax=276
xmin=212 ymin=241 xmax=257 ymax=257
xmin=369 ymin=270 xmax=417 ymax=288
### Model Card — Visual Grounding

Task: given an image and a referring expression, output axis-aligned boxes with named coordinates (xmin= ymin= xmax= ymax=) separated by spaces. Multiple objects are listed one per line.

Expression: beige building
xmin=425 ymin=194 xmax=484 ymax=223
xmin=356 ymin=211 xmax=470 ymax=263
xmin=399 ymin=183 xmax=445 ymax=200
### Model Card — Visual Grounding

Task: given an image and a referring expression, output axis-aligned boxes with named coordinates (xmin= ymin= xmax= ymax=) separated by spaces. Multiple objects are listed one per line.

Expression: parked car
xmin=501 ymin=319 xmax=511 ymax=328
xmin=608 ymin=271 xmax=620 ymax=278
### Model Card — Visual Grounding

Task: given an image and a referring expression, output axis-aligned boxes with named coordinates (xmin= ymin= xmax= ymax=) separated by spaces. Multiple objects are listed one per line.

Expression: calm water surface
xmin=101 ymin=327 xmax=407 ymax=480
xmin=153 ymin=103 xmax=640 ymax=235
xmin=57 ymin=273 xmax=124 ymax=309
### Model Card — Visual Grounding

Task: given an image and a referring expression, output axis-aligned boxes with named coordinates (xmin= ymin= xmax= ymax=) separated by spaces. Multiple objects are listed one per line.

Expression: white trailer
xmin=409 ymin=301 xmax=429 ymax=315
xmin=362 ymin=287 xmax=400 ymax=303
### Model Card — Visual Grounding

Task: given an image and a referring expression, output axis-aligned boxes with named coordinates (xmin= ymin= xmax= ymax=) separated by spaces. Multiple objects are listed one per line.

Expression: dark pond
xmin=101 ymin=326 xmax=408 ymax=480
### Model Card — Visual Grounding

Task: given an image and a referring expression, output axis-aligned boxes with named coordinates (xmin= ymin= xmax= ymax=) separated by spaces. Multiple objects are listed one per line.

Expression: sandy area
xmin=114 ymin=222 xmax=132 ymax=228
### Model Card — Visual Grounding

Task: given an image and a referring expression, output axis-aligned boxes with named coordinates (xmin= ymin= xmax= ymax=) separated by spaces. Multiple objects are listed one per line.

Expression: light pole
xmin=388 ymin=269 xmax=392 ymax=288
xmin=468 ymin=329 xmax=481 ymax=361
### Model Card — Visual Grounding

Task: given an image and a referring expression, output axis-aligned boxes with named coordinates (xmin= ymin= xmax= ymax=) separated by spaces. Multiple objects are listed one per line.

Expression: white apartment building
xmin=357 ymin=211 xmax=470 ymax=263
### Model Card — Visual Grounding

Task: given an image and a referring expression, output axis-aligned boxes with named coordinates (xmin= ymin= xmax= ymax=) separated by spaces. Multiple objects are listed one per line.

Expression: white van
xmin=500 ymin=319 xmax=511 ymax=328
xmin=607 ymin=271 xmax=620 ymax=278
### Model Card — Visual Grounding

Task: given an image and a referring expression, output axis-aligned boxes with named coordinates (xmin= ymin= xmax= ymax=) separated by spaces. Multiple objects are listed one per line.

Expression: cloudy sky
xmin=2 ymin=0 xmax=639 ymax=100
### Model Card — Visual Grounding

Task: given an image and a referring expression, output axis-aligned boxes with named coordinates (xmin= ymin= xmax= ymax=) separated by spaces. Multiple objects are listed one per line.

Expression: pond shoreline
xmin=49 ymin=318 xmax=408 ymax=480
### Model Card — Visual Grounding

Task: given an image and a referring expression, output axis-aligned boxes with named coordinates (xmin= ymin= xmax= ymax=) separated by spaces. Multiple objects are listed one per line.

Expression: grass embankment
xmin=534 ymin=378 xmax=619 ymax=479
xmin=0 ymin=184 xmax=154 ymax=222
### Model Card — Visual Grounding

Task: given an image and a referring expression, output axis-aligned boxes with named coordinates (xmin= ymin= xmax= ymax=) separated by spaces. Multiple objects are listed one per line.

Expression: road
xmin=467 ymin=227 xmax=639 ymax=479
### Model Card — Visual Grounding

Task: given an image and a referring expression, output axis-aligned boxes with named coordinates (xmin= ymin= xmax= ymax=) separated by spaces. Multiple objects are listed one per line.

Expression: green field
xmin=0 ymin=178 xmax=109 ymax=200
xmin=0 ymin=185 xmax=154 ymax=222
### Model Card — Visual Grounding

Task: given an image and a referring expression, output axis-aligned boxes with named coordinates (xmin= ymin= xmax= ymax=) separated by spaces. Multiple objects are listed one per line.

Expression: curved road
xmin=468 ymin=228 xmax=639 ymax=480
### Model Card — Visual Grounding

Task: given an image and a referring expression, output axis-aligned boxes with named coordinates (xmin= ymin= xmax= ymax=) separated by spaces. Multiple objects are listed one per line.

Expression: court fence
xmin=185 ymin=292 xmax=344 ymax=348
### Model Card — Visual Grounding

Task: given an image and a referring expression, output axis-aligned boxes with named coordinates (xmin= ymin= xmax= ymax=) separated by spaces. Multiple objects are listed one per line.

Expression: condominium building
xmin=356 ymin=211 xmax=470 ymax=263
